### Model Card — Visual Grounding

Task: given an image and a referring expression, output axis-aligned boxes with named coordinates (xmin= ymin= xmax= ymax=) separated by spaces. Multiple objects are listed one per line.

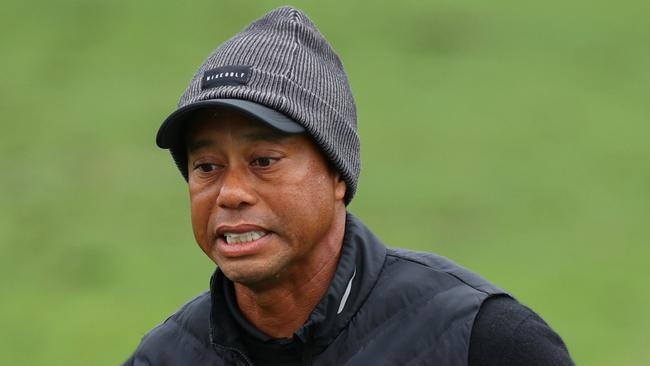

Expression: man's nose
xmin=215 ymin=166 xmax=257 ymax=209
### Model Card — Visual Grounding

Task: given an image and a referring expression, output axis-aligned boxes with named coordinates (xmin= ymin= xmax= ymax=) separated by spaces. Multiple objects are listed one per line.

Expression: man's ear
xmin=334 ymin=173 xmax=347 ymax=201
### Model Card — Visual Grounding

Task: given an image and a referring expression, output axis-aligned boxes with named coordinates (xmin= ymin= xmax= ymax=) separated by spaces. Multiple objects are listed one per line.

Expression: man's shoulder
xmin=351 ymin=246 xmax=506 ymax=331
xmin=166 ymin=290 xmax=212 ymax=333
xmin=383 ymin=247 xmax=505 ymax=296
xmin=142 ymin=290 xmax=211 ymax=346
xmin=320 ymin=246 xmax=509 ymax=365
xmin=382 ymin=248 xmax=574 ymax=365
xmin=126 ymin=291 xmax=213 ymax=364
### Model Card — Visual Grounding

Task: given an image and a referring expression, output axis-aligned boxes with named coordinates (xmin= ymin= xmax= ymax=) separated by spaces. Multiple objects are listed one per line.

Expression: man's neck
xmin=233 ymin=212 xmax=346 ymax=339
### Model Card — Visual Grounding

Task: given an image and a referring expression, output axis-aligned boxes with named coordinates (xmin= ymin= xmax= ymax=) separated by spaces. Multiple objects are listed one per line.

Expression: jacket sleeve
xmin=468 ymin=295 xmax=575 ymax=366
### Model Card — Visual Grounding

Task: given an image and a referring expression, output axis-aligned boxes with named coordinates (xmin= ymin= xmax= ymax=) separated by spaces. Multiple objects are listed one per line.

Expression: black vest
xmin=126 ymin=214 xmax=505 ymax=365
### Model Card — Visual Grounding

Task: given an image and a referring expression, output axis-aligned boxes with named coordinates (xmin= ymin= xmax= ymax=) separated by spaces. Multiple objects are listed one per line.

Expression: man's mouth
xmin=223 ymin=231 xmax=269 ymax=244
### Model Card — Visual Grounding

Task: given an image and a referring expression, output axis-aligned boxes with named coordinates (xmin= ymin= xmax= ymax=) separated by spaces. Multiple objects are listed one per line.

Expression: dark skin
xmin=186 ymin=108 xmax=347 ymax=338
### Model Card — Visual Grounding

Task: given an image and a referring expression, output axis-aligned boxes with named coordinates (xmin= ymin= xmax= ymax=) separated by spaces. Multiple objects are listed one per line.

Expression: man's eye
xmin=251 ymin=157 xmax=276 ymax=167
xmin=194 ymin=163 xmax=218 ymax=172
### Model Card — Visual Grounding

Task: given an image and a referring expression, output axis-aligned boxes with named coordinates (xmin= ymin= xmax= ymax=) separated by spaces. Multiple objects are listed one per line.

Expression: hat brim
xmin=156 ymin=99 xmax=305 ymax=149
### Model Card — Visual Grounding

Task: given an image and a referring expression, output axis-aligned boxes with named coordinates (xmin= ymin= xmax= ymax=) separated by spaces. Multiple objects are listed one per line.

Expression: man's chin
xmin=219 ymin=262 xmax=285 ymax=289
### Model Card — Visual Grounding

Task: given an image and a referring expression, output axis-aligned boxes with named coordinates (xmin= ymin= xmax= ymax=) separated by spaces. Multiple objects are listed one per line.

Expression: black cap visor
xmin=156 ymin=99 xmax=305 ymax=149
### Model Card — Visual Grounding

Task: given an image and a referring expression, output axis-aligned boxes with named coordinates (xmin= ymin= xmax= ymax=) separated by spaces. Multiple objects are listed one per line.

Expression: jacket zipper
xmin=214 ymin=344 xmax=255 ymax=366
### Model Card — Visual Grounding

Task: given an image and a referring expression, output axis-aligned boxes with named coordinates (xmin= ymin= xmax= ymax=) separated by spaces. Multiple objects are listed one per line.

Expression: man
xmin=125 ymin=6 xmax=574 ymax=366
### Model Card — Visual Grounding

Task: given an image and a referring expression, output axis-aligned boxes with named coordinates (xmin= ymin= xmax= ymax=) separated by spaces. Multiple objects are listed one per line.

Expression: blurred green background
xmin=1 ymin=0 xmax=649 ymax=364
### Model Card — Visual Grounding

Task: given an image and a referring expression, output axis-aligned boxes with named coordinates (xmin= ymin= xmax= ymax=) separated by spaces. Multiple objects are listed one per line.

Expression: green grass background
xmin=1 ymin=0 xmax=649 ymax=364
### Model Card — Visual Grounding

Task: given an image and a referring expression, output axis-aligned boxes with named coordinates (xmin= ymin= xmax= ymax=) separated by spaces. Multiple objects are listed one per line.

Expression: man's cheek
xmin=190 ymin=209 xmax=209 ymax=245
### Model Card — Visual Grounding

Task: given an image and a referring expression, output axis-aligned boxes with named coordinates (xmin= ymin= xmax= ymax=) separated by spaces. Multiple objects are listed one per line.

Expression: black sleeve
xmin=468 ymin=295 xmax=575 ymax=366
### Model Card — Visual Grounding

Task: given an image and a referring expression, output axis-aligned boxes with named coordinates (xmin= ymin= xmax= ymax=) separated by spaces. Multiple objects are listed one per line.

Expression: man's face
xmin=186 ymin=108 xmax=346 ymax=287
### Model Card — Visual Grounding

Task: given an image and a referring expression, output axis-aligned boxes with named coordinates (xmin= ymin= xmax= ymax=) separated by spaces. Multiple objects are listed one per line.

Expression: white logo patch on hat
xmin=201 ymin=65 xmax=251 ymax=90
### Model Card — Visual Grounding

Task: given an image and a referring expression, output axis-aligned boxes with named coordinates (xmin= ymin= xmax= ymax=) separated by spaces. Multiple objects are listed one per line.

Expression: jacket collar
xmin=209 ymin=213 xmax=387 ymax=353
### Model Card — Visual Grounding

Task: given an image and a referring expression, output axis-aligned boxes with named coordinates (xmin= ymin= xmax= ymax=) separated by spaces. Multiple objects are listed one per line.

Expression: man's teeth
xmin=224 ymin=231 xmax=267 ymax=244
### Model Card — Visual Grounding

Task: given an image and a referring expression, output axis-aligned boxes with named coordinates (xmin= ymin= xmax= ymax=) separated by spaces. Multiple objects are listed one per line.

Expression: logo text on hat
xmin=201 ymin=65 xmax=252 ymax=90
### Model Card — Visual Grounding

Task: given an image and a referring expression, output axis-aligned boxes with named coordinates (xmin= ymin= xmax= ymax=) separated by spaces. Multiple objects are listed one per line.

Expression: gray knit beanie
xmin=156 ymin=6 xmax=360 ymax=204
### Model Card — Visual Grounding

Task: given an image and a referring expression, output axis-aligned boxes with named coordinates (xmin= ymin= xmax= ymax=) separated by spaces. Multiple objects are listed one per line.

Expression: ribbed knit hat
xmin=156 ymin=6 xmax=360 ymax=204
